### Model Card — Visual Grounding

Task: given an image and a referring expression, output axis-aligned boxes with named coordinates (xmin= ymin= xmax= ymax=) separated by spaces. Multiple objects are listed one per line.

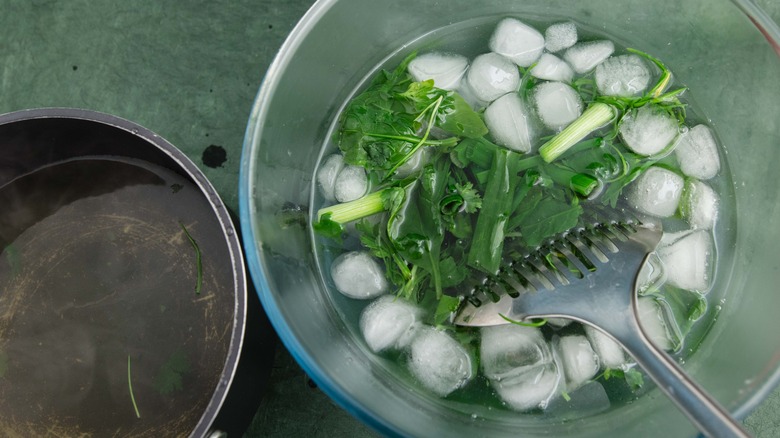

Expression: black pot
xmin=0 ymin=108 xmax=273 ymax=437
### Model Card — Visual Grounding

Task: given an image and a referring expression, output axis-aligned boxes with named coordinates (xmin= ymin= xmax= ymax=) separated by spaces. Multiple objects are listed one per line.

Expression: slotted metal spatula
xmin=454 ymin=221 xmax=749 ymax=438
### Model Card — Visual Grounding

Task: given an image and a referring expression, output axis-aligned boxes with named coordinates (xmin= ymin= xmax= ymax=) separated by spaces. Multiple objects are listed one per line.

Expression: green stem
xmin=359 ymin=132 xmax=459 ymax=148
xmin=499 ymin=313 xmax=548 ymax=327
xmin=386 ymin=95 xmax=445 ymax=177
xmin=179 ymin=222 xmax=203 ymax=295
xmin=127 ymin=355 xmax=141 ymax=418
xmin=539 ymin=102 xmax=616 ymax=163
xmin=317 ymin=190 xmax=387 ymax=224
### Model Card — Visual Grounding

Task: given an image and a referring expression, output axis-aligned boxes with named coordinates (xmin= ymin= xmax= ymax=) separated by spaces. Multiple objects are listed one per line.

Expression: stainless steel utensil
xmin=455 ymin=221 xmax=749 ymax=438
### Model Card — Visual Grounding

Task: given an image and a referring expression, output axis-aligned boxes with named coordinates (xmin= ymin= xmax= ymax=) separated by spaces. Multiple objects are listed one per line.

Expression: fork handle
xmin=618 ymin=324 xmax=750 ymax=438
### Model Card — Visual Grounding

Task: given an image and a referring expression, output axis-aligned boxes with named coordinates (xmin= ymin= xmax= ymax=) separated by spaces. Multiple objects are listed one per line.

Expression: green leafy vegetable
xmin=154 ymin=350 xmax=191 ymax=395
xmin=337 ymin=54 xmax=485 ymax=181
xmin=434 ymin=295 xmax=462 ymax=326
xmin=599 ymin=367 xmax=645 ymax=391
xmin=467 ymin=148 xmax=524 ymax=275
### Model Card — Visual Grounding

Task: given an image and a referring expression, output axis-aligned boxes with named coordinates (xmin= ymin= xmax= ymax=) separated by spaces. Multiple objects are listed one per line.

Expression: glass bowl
xmin=239 ymin=1 xmax=780 ymax=436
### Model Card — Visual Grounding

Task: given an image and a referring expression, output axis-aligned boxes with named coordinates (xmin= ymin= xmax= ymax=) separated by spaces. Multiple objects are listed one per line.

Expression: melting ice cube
xmin=484 ymin=92 xmax=536 ymax=153
xmin=627 ymin=166 xmax=684 ymax=218
xmin=544 ymin=22 xmax=578 ymax=53
xmin=408 ymin=327 xmax=473 ymax=397
xmin=680 ymin=180 xmax=719 ymax=230
xmin=316 ymin=154 xmax=345 ymax=201
xmin=533 ymin=81 xmax=583 ymax=131
xmin=584 ymin=325 xmax=627 ymax=369
xmin=489 ymin=17 xmax=545 ymax=67
xmin=637 ymin=296 xmax=674 ymax=351
xmin=466 ymin=52 xmax=521 ymax=103
xmin=480 ymin=325 xmax=551 ymax=382
xmin=360 ymin=295 xmax=424 ymax=353
xmin=480 ymin=325 xmax=562 ymax=411
xmin=530 ymin=53 xmax=574 ymax=83
xmin=333 ymin=164 xmax=368 ymax=202
xmin=555 ymin=335 xmax=600 ymax=390
xmin=408 ymin=52 xmax=469 ymax=91
xmin=594 ymin=54 xmax=651 ymax=97
xmin=330 ymin=251 xmax=388 ymax=299
xmin=675 ymin=124 xmax=721 ymax=180
xmin=657 ymin=229 xmax=713 ymax=292
xmin=619 ymin=106 xmax=679 ymax=156
xmin=563 ymin=40 xmax=614 ymax=74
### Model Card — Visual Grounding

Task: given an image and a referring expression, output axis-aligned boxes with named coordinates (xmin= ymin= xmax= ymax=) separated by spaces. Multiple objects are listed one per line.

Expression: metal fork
xmin=454 ymin=221 xmax=749 ymax=438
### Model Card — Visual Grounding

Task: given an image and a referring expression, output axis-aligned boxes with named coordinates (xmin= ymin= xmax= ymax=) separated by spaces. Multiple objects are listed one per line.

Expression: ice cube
xmin=584 ymin=325 xmax=627 ymax=369
xmin=316 ymin=154 xmax=345 ymax=201
xmin=680 ymin=180 xmax=719 ymax=230
xmin=489 ymin=18 xmax=545 ymax=67
xmin=493 ymin=362 xmax=562 ymax=411
xmin=544 ymin=381 xmax=611 ymax=418
xmin=555 ymin=335 xmax=600 ymax=390
xmin=480 ymin=325 xmax=562 ymax=411
xmin=657 ymin=229 xmax=713 ymax=292
xmin=480 ymin=325 xmax=551 ymax=382
xmin=333 ymin=164 xmax=368 ymax=202
xmin=637 ymin=296 xmax=673 ymax=351
xmin=360 ymin=295 xmax=424 ymax=353
xmin=533 ymin=81 xmax=583 ymax=131
xmin=408 ymin=52 xmax=469 ymax=91
xmin=484 ymin=92 xmax=536 ymax=153
xmin=408 ymin=327 xmax=473 ymax=397
xmin=544 ymin=22 xmax=578 ymax=53
xmin=466 ymin=52 xmax=521 ymax=103
xmin=563 ymin=40 xmax=615 ymax=74
xmin=455 ymin=78 xmax=489 ymax=110
xmin=547 ymin=318 xmax=573 ymax=329
xmin=330 ymin=251 xmax=388 ymax=299
xmin=675 ymin=124 xmax=721 ymax=180
xmin=627 ymin=166 xmax=684 ymax=218
xmin=594 ymin=54 xmax=651 ymax=97
xmin=530 ymin=53 xmax=574 ymax=83
xmin=619 ymin=106 xmax=680 ymax=156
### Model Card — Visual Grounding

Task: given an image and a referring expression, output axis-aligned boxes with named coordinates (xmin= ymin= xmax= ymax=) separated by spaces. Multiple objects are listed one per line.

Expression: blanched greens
xmin=314 ymin=48 xmax=688 ymax=311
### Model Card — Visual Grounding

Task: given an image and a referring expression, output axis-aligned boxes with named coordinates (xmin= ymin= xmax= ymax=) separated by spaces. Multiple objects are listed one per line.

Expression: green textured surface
xmin=0 ymin=1 xmax=777 ymax=437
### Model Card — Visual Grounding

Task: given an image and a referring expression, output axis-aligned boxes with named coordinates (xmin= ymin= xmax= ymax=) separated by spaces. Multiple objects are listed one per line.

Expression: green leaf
xmin=467 ymin=149 xmax=524 ymax=275
xmin=154 ymin=350 xmax=191 ymax=395
xmin=514 ymin=191 xmax=582 ymax=248
xmin=455 ymin=182 xmax=482 ymax=214
xmin=439 ymin=256 xmax=467 ymax=288
xmin=434 ymin=295 xmax=462 ymax=326
xmin=438 ymin=92 xmax=488 ymax=139
xmin=623 ymin=368 xmax=645 ymax=390
xmin=312 ymin=213 xmax=344 ymax=240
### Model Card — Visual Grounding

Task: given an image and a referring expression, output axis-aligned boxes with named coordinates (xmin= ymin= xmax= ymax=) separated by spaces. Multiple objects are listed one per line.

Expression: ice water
xmin=310 ymin=14 xmax=736 ymax=420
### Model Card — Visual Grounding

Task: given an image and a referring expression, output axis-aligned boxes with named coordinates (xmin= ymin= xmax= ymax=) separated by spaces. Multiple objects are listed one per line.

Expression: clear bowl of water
xmin=239 ymin=0 xmax=780 ymax=436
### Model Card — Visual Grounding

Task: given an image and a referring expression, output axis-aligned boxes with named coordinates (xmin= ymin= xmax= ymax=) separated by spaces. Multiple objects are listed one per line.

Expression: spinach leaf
xmin=154 ymin=350 xmax=191 ymax=395
xmin=467 ymin=148 xmax=524 ymax=275
xmin=388 ymin=159 xmax=451 ymax=298
xmin=516 ymin=193 xmax=582 ymax=247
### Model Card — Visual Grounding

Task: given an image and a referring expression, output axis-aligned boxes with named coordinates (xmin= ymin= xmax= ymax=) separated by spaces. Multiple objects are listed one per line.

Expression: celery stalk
xmin=539 ymin=103 xmax=615 ymax=163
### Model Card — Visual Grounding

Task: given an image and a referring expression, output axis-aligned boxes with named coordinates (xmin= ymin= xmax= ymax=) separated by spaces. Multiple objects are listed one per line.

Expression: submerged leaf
xmin=154 ymin=350 xmax=191 ymax=395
